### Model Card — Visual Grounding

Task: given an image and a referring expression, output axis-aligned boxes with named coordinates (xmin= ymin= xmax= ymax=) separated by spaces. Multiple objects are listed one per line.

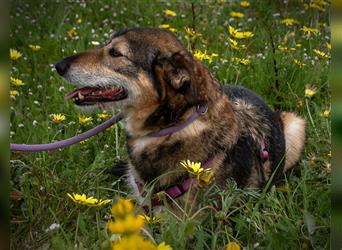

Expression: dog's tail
xmin=280 ymin=112 xmax=306 ymax=171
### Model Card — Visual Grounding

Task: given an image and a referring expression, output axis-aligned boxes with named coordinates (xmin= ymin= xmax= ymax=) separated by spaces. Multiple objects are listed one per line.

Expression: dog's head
xmin=56 ymin=28 xmax=216 ymax=121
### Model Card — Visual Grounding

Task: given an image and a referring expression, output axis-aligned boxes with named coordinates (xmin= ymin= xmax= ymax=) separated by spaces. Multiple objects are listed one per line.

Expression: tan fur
xmin=280 ymin=112 xmax=306 ymax=171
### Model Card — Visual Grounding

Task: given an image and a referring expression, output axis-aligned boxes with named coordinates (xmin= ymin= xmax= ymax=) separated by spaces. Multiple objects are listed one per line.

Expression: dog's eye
xmin=109 ymin=48 xmax=123 ymax=57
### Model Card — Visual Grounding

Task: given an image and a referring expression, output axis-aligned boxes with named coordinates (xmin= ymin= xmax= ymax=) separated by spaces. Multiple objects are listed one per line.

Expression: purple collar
xmin=147 ymin=104 xmax=208 ymax=137
xmin=142 ymin=155 xmax=215 ymax=209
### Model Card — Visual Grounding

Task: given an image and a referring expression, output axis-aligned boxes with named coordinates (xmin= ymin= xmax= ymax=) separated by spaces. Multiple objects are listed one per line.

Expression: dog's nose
xmin=54 ymin=59 xmax=70 ymax=76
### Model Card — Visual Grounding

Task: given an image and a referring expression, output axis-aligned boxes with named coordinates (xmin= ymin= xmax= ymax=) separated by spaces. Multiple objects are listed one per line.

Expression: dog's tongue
xmin=64 ymin=87 xmax=95 ymax=100
xmin=64 ymin=87 xmax=125 ymax=100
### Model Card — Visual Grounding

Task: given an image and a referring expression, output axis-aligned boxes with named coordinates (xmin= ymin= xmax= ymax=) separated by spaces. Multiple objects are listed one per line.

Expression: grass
xmin=10 ymin=0 xmax=330 ymax=249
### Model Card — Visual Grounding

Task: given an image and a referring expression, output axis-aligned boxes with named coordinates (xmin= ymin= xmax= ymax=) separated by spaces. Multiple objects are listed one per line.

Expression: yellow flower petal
xmin=10 ymin=49 xmax=22 ymax=60
xmin=28 ymin=44 xmax=41 ymax=51
xmin=230 ymin=11 xmax=244 ymax=18
xmin=163 ymin=9 xmax=176 ymax=17
xmin=226 ymin=242 xmax=241 ymax=250
xmin=305 ymin=85 xmax=317 ymax=98
xmin=111 ymin=198 xmax=134 ymax=217
xmin=107 ymin=214 xmax=144 ymax=234
xmin=232 ymin=57 xmax=250 ymax=65
xmin=313 ymin=49 xmax=330 ymax=59
xmin=10 ymin=90 xmax=20 ymax=97
xmin=67 ymin=28 xmax=77 ymax=37
xmin=67 ymin=193 xmax=110 ymax=207
xmin=157 ymin=242 xmax=173 ymax=250
xmin=280 ymin=18 xmax=300 ymax=26
xmin=10 ymin=77 xmax=25 ymax=87
xmin=300 ymin=26 xmax=319 ymax=36
xmin=52 ymin=114 xmax=66 ymax=123
xmin=79 ymin=116 xmax=93 ymax=124
xmin=111 ymin=234 xmax=155 ymax=250
xmin=228 ymin=26 xmax=254 ymax=39
xmin=240 ymin=1 xmax=250 ymax=7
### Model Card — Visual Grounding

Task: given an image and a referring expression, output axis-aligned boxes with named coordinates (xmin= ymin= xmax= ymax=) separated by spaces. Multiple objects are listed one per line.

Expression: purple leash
xmin=10 ymin=104 xmax=208 ymax=152
xmin=10 ymin=112 xmax=124 ymax=152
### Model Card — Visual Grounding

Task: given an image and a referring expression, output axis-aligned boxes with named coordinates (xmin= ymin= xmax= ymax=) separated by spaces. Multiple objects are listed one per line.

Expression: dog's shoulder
xmin=222 ymin=85 xmax=272 ymax=114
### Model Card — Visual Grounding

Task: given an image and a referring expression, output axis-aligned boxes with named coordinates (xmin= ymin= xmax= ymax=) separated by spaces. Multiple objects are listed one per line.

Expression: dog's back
xmin=222 ymin=85 xmax=305 ymax=185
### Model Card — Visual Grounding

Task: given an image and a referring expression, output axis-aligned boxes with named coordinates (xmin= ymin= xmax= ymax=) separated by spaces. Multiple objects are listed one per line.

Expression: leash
xmin=10 ymin=104 xmax=208 ymax=152
xmin=10 ymin=112 xmax=124 ymax=152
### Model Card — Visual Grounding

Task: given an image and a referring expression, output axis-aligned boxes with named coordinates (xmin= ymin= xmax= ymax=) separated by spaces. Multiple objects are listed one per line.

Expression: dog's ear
xmin=153 ymin=52 xmax=195 ymax=101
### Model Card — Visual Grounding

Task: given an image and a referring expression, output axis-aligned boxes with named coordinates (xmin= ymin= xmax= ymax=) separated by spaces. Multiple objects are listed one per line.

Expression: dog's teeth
xmin=78 ymin=92 xmax=85 ymax=100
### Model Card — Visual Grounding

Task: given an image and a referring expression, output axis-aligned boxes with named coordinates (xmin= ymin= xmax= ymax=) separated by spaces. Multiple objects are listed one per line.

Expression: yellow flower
xmin=198 ymin=169 xmax=215 ymax=187
xmin=193 ymin=50 xmax=218 ymax=64
xmin=300 ymin=26 xmax=319 ymax=36
xmin=52 ymin=113 xmax=66 ymax=123
xmin=180 ymin=160 xmax=203 ymax=177
xmin=163 ymin=9 xmax=176 ymax=17
xmin=296 ymin=43 xmax=302 ymax=48
xmin=230 ymin=11 xmax=244 ymax=18
xmin=240 ymin=1 xmax=250 ymax=7
xmin=305 ymin=85 xmax=317 ymax=98
xmin=278 ymin=45 xmax=296 ymax=52
xmin=326 ymin=42 xmax=332 ymax=50
xmin=10 ymin=90 xmax=19 ymax=97
xmin=159 ymin=24 xmax=177 ymax=33
xmin=232 ymin=57 xmax=250 ymax=65
xmin=313 ymin=49 xmax=330 ymax=59
xmin=28 ymin=44 xmax=41 ymax=51
xmin=294 ymin=59 xmax=306 ymax=68
xmin=226 ymin=242 xmax=241 ymax=250
xmin=139 ymin=214 xmax=161 ymax=225
xmin=228 ymin=38 xmax=246 ymax=50
xmin=97 ymin=113 xmax=109 ymax=120
xmin=194 ymin=50 xmax=205 ymax=61
xmin=111 ymin=234 xmax=155 ymax=250
xmin=168 ymin=27 xmax=177 ymax=33
xmin=10 ymin=49 xmax=22 ymax=60
xmin=157 ymin=242 xmax=173 ymax=250
xmin=184 ymin=27 xmax=201 ymax=40
xmin=76 ymin=18 xmax=82 ymax=24
xmin=107 ymin=214 xmax=144 ymax=234
xmin=111 ymin=198 xmax=134 ymax=218
xmin=304 ymin=2 xmax=326 ymax=12
xmin=159 ymin=24 xmax=170 ymax=29
xmin=280 ymin=18 xmax=300 ymax=26
xmin=10 ymin=77 xmax=25 ymax=87
xmin=228 ymin=26 xmax=254 ymax=39
xmin=79 ymin=116 xmax=93 ymax=124
xmin=67 ymin=28 xmax=77 ymax=38
xmin=67 ymin=193 xmax=111 ymax=207
xmin=321 ymin=109 xmax=330 ymax=118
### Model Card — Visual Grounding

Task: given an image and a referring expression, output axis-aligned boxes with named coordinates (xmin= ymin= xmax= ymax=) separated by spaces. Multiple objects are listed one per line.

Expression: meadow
xmin=10 ymin=0 xmax=331 ymax=249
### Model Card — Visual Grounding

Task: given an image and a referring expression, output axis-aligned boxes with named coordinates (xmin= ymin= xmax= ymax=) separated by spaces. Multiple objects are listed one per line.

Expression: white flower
xmin=91 ymin=41 xmax=100 ymax=46
xmin=45 ymin=223 xmax=60 ymax=233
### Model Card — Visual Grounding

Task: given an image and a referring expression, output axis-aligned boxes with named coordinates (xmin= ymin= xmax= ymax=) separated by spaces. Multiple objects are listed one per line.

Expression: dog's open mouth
xmin=64 ymin=86 xmax=128 ymax=106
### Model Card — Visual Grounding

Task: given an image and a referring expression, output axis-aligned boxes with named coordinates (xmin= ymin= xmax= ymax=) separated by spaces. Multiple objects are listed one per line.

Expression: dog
xmin=55 ymin=28 xmax=305 ymax=209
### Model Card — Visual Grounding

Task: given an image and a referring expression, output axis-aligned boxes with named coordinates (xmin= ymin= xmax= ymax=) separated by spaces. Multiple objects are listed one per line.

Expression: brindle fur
xmin=56 ymin=28 xmax=306 ymax=205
